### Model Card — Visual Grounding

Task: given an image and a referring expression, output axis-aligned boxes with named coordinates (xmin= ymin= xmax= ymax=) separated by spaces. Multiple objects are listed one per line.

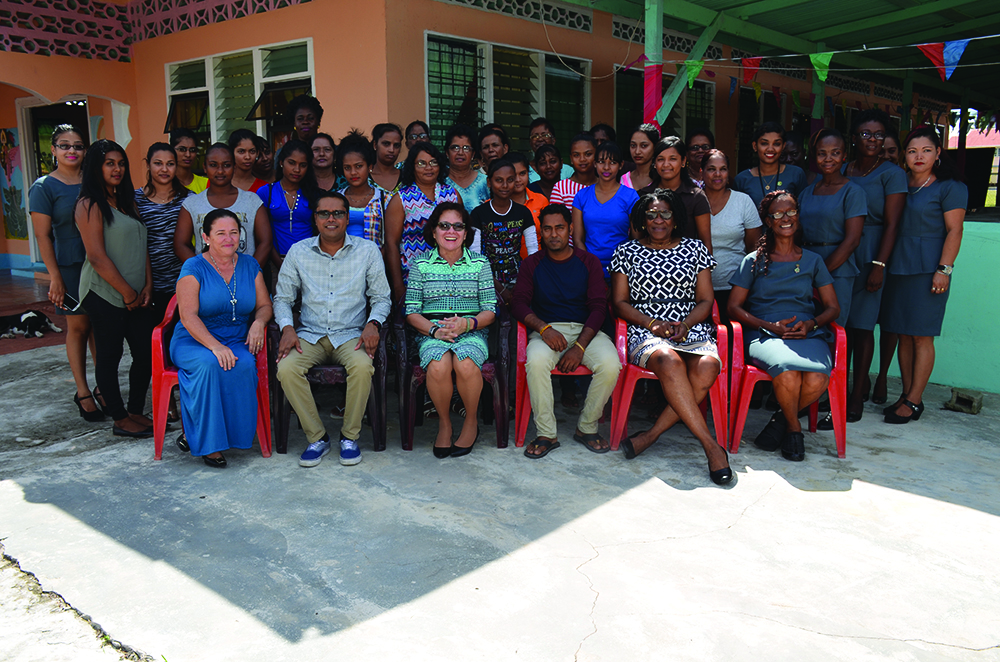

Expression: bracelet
xmin=465 ymin=318 xmax=471 ymax=333
xmin=647 ymin=318 xmax=656 ymax=329
xmin=429 ymin=326 xmax=438 ymax=339
xmin=573 ymin=341 xmax=586 ymax=353
xmin=124 ymin=292 xmax=139 ymax=306
xmin=471 ymin=317 xmax=478 ymax=330
xmin=681 ymin=321 xmax=690 ymax=334
xmin=540 ymin=324 xmax=553 ymax=334
xmin=871 ymin=260 xmax=886 ymax=268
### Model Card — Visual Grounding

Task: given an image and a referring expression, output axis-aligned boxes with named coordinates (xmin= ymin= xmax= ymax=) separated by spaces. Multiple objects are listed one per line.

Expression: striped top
xmin=404 ymin=248 xmax=496 ymax=317
xmin=134 ymin=189 xmax=187 ymax=293
xmin=338 ymin=186 xmax=386 ymax=246
xmin=550 ymin=178 xmax=587 ymax=211
xmin=396 ymin=183 xmax=460 ymax=283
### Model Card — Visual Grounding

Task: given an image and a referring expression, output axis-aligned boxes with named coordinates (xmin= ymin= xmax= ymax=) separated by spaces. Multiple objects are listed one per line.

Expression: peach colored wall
xmin=130 ymin=0 xmax=389 ymax=153
xmin=0 ymin=83 xmax=31 ymax=256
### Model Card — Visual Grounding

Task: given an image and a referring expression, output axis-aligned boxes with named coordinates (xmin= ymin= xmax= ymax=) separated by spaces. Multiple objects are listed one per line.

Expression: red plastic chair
xmin=728 ymin=320 xmax=846 ymax=457
xmin=609 ymin=302 xmax=729 ymax=451
xmin=151 ymin=295 xmax=272 ymax=460
xmin=514 ymin=322 xmax=623 ymax=447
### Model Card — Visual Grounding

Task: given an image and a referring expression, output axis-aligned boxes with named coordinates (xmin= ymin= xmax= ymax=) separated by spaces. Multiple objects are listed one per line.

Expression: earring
xmin=936 ymin=157 xmax=941 ymax=166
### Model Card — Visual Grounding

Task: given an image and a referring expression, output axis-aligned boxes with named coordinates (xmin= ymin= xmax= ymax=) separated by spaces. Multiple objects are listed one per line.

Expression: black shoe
xmin=203 ymin=453 xmax=227 ymax=468
xmin=846 ymin=409 xmax=863 ymax=423
xmin=433 ymin=444 xmax=452 ymax=459
xmin=621 ymin=434 xmax=639 ymax=460
xmin=92 ymin=387 xmax=113 ymax=417
xmin=753 ymin=413 xmax=786 ymax=451
xmin=74 ymin=393 xmax=106 ymax=422
xmin=176 ymin=432 xmax=190 ymax=453
xmin=884 ymin=399 xmax=923 ymax=424
xmin=450 ymin=427 xmax=479 ymax=458
xmin=709 ymin=448 xmax=733 ymax=485
xmin=883 ymin=396 xmax=907 ymax=416
xmin=781 ymin=431 xmax=805 ymax=461
xmin=112 ymin=424 xmax=153 ymax=438
xmin=816 ymin=412 xmax=834 ymax=430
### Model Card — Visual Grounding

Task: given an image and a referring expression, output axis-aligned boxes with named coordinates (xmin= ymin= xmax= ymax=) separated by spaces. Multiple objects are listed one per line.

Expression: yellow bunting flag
xmin=753 ymin=82 xmax=762 ymax=102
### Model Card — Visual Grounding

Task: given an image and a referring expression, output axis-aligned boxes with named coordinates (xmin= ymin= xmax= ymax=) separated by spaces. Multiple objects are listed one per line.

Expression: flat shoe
xmin=621 ymin=433 xmax=643 ymax=460
xmin=816 ymin=412 xmax=834 ymax=430
xmin=524 ymin=437 xmax=560 ymax=459
xmin=846 ymin=409 xmax=863 ymax=423
xmin=884 ymin=399 xmax=923 ymax=424
xmin=781 ymin=431 xmax=805 ymax=462
xmin=573 ymin=431 xmax=610 ymax=454
xmin=202 ymin=454 xmax=227 ymax=468
xmin=176 ymin=432 xmax=190 ymax=453
xmin=112 ymin=424 xmax=153 ymax=438
xmin=753 ymin=413 xmax=786 ymax=451
xmin=74 ymin=393 xmax=106 ymax=423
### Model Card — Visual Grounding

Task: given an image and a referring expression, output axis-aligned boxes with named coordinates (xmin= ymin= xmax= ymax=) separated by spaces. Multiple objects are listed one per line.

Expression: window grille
xmin=427 ymin=37 xmax=486 ymax=148
xmin=213 ymin=51 xmax=257 ymax=140
xmin=493 ymin=47 xmax=542 ymax=153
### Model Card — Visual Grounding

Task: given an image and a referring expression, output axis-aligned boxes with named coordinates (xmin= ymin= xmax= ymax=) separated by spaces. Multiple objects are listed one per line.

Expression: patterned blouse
xmin=395 ymin=183 xmax=460 ymax=283
xmin=338 ymin=186 xmax=386 ymax=246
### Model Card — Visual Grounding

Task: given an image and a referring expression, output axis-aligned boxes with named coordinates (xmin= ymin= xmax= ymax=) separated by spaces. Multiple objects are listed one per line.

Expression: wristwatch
xmin=369 ymin=319 xmax=382 ymax=331
xmin=937 ymin=264 xmax=953 ymax=276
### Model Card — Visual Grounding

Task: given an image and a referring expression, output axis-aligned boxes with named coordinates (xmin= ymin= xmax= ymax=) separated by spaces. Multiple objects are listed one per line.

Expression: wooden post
xmin=643 ymin=0 xmax=664 ymax=126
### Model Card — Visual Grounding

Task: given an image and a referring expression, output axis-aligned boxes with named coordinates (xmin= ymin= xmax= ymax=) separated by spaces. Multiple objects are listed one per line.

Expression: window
xmin=426 ymin=34 xmax=589 ymax=153
xmin=166 ymin=40 xmax=313 ymax=146
xmin=614 ymin=70 xmax=715 ymax=146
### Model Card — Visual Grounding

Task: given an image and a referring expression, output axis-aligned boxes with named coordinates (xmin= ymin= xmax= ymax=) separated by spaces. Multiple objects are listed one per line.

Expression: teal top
xmin=404 ymin=248 xmax=496 ymax=317
xmin=798 ymin=180 xmax=868 ymax=278
xmin=79 ymin=207 xmax=148 ymax=308
xmin=842 ymin=161 xmax=908 ymax=227
xmin=447 ymin=170 xmax=489 ymax=213
xmin=888 ymin=179 xmax=967 ymax=276
xmin=28 ymin=176 xmax=85 ymax=266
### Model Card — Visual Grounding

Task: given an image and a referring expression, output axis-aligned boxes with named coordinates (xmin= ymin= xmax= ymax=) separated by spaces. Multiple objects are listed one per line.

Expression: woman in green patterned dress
xmin=405 ymin=202 xmax=497 ymax=459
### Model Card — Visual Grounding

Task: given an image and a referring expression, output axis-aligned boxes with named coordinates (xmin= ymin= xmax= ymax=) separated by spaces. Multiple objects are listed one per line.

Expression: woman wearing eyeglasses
xmin=405 ymin=202 xmax=496 ymax=458
xmin=610 ymin=189 xmax=730 ymax=485
xmin=728 ymin=191 xmax=840 ymax=462
xmin=29 ymin=124 xmax=104 ymax=421
xmin=685 ymin=128 xmax=715 ymax=188
xmin=170 ymin=128 xmax=208 ymax=194
xmin=384 ymin=142 xmax=463 ymax=301
xmin=444 ymin=124 xmax=488 ymax=213
xmin=404 ymin=121 xmax=431 ymax=153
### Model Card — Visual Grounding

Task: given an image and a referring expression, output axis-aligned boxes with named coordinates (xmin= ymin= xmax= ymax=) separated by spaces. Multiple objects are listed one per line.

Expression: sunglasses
xmin=768 ymin=209 xmax=799 ymax=220
xmin=687 ymin=144 xmax=712 ymax=151
xmin=315 ymin=209 xmax=348 ymax=220
xmin=437 ymin=222 xmax=466 ymax=231
xmin=54 ymin=143 xmax=86 ymax=151
xmin=645 ymin=210 xmax=673 ymax=220
xmin=408 ymin=133 xmax=429 ymax=141
xmin=858 ymin=131 xmax=886 ymax=141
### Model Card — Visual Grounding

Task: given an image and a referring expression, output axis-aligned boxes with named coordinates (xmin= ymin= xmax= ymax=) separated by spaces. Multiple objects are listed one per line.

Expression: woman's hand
xmin=866 ymin=263 xmax=885 ymax=292
xmin=124 ymin=288 xmax=142 ymax=311
xmin=436 ymin=316 xmax=467 ymax=343
xmin=666 ymin=321 xmax=689 ymax=343
xmin=931 ymin=272 xmax=950 ymax=295
xmin=783 ymin=318 xmax=813 ymax=339
xmin=47 ymin=275 xmax=66 ymax=309
xmin=246 ymin=320 xmax=266 ymax=356
xmin=212 ymin=345 xmax=238 ymax=371
xmin=139 ymin=284 xmax=153 ymax=308
xmin=647 ymin=319 xmax=671 ymax=338
xmin=770 ymin=316 xmax=798 ymax=338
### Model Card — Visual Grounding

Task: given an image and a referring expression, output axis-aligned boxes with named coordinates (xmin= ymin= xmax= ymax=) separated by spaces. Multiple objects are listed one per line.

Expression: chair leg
xmin=709 ymin=382 xmax=728 ymax=450
xmin=403 ymin=374 xmax=421 ymax=451
xmin=370 ymin=373 xmax=387 ymax=453
xmin=152 ymin=376 xmax=175 ymax=461
xmin=610 ymin=370 xmax=640 ymax=450
xmin=276 ymin=380 xmax=292 ymax=455
xmin=730 ymin=371 xmax=764 ymax=454
xmin=809 ymin=402 xmax=818 ymax=433
xmin=828 ymin=370 xmax=848 ymax=458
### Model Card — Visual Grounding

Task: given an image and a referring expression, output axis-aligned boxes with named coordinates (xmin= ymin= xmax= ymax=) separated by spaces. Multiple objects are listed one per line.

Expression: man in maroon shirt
xmin=512 ymin=205 xmax=622 ymax=458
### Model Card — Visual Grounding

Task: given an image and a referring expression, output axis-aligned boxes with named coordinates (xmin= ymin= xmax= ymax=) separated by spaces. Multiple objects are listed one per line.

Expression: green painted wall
xmin=875 ymin=221 xmax=1000 ymax=394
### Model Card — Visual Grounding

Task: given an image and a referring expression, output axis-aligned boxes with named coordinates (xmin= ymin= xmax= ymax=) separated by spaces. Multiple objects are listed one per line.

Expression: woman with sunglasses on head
xmin=611 ymin=189 xmax=730 ymax=485
xmin=734 ymin=122 xmax=809 ymax=211
xmin=639 ymin=136 xmax=713 ymax=251
xmin=256 ymin=139 xmax=318 ymax=275
xmin=174 ymin=143 xmax=272 ymax=269
xmin=728 ymin=190 xmax=840 ymax=462
xmin=840 ymin=110 xmax=907 ymax=421
xmin=384 ymin=142 xmax=463 ymax=301
xmin=75 ymin=139 xmax=155 ymax=438
xmin=445 ymin=124 xmax=488 ymax=213
xmin=338 ymin=129 xmax=386 ymax=246
xmin=622 ymin=123 xmax=659 ymax=191
xmin=370 ymin=123 xmax=403 ymax=196
xmin=170 ymin=128 xmax=208 ymax=194
xmin=879 ymin=127 xmax=966 ymax=425
xmin=228 ymin=129 xmax=266 ymax=193
xmin=685 ymin=128 xmax=715 ymax=188
xmin=29 ymin=125 xmax=103 ymax=421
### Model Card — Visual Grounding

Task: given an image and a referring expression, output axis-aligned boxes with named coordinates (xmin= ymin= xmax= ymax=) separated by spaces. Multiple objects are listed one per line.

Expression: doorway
xmin=29 ymin=100 xmax=90 ymax=178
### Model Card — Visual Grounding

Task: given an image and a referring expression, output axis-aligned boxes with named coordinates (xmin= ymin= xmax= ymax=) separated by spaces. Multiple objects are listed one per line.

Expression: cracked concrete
xmin=2 ymin=344 xmax=1000 ymax=661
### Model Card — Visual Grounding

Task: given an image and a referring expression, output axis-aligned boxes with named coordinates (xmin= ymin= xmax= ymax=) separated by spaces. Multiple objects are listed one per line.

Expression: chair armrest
xmin=392 ymin=299 xmax=409 ymax=367
xmin=730 ymin=320 xmax=744 ymax=373
xmin=830 ymin=322 xmax=847 ymax=368
xmin=516 ymin=321 xmax=527 ymax=367
xmin=152 ymin=295 xmax=179 ymax=372
xmin=614 ymin=318 xmax=628 ymax=365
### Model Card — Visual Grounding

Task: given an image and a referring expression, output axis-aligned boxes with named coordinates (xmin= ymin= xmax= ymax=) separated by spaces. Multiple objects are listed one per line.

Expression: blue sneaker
xmin=299 ymin=437 xmax=331 ymax=467
xmin=339 ymin=437 xmax=362 ymax=466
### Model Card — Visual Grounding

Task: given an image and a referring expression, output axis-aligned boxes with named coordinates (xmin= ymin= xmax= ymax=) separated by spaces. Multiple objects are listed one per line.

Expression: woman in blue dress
xmin=171 ymin=209 xmax=273 ymax=467
xmin=734 ymin=122 xmax=809 ymax=211
xmin=257 ymin=140 xmax=318 ymax=277
xmin=842 ymin=110 xmax=907 ymax=421
xmin=728 ymin=191 xmax=840 ymax=462
xmin=880 ymin=127 xmax=967 ymax=425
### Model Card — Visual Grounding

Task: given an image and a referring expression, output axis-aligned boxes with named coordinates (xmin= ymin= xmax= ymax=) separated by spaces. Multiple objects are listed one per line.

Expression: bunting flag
xmin=856 ymin=100 xmax=863 ymax=110
xmin=753 ymin=82 xmax=762 ymax=102
xmin=643 ymin=63 xmax=663 ymax=126
xmin=686 ymin=60 xmax=705 ymax=88
xmin=792 ymin=90 xmax=801 ymax=111
xmin=809 ymin=93 xmax=816 ymax=111
xmin=918 ymin=39 xmax=971 ymax=81
xmin=827 ymin=96 xmax=836 ymax=117
xmin=809 ymin=52 xmax=835 ymax=82
xmin=705 ymin=70 xmax=716 ymax=78
xmin=771 ymin=86 xmax=781 ymax=101
xmin=622 ymin=54 xmax=648 ymax=72
xmin=729 ymin=76 xmax=737 ymax=102
xmin=742 ymin=57 xmax=762 ymax=84
xmin=874 ymin=102 xmax=879 ymax=110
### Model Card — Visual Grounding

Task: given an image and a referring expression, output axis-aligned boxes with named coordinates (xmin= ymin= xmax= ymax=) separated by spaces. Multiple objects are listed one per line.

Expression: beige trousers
xmin=525 ymin=322 xmax=621 ymax=439
xmin=276 ymin=336 xmax=374 ymax=443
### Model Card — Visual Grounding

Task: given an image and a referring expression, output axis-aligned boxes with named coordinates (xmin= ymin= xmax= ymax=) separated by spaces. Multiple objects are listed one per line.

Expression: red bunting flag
xmin=742 ymin=57 xmax=761 ymax=84
xmin=919 ymin=40 xmax=971 ymax=81
xmin=772 ymin=86 xmax=781 ymax=101
xmin=643 ymin=63 xmax=663 ymax=126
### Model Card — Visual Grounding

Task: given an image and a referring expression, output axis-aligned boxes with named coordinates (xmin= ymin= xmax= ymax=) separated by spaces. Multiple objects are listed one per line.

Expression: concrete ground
xmin=1 ymin=344 xmax=999 ymax=661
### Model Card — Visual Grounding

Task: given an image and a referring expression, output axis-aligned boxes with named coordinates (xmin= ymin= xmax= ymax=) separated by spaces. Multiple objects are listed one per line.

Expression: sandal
xmin=524 ymin=437 xmax=560 ymax=459
xmin=573 ymin=431 xmax=610 ymax=454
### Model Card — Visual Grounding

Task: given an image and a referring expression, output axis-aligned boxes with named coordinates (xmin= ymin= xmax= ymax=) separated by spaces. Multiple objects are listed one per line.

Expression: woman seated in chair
xmin=171 ymin=209 xmax=273 ymax=467
xmin=405 ymin=202 xmax=496 ymax=459
xmin=610 ymin=189 xmax=732 ymax=486
xmin=727 ymin=191 xmax=840 ymax=462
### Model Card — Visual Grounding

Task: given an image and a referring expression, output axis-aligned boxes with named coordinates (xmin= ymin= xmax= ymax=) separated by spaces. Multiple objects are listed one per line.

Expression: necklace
xmin=346 ymin=186 xmax=373 ymax=207
xmin=853 ymin=158 xmax=882 ymax=178
xmin=758 ymin=166 xmax=782 ymax=194
xmin=209 ymin=252 xmax=239 ymax=321
xmin=909 ymin=174 xmax=933 ymax=194
xmin=282 ymin=185 xmax=299 ymax=209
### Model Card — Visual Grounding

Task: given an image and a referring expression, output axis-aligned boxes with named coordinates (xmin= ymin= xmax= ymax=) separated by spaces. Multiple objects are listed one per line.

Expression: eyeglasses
xmin=415 ymin=159 xmax=439 ymax=169
xmin=54 ymin=143 xmax=86 ymax=151
xmin=645 ymin=210 xmax=673 ymax=220
xmin=688 ymin=144 xmax=712 ymax=151
xmin=448 ymin=144 xmax=473 ymax=153
xmin=437 ymin=222 xmax=465 ymax=231
xmin=531 ymin=132 xmax=553 ymax=141
xmin=858 ymin=131 xmax=886 ymax=141
xmin=315 ymin=209 xmax=348 ymax=220
xmin=408 ymin=133 xmax=429 ymax=141
xmin=768 ymin=209 xmax=799 ymax=220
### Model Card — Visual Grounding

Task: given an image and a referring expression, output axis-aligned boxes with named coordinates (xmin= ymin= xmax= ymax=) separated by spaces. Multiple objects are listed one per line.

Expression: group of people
xmin=28 ymin=93 xmax=966 ymax=484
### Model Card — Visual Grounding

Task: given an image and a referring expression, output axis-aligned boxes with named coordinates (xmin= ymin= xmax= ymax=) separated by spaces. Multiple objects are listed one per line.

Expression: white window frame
xmin=164 ymin=38 xmax=314 ymax=142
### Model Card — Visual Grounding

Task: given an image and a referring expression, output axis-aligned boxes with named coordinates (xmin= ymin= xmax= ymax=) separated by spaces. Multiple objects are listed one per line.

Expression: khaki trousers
xmin=525 ymin=322 xmax=621 ymax=439
xmin=276 ymin=336 xmax=374 ymax=443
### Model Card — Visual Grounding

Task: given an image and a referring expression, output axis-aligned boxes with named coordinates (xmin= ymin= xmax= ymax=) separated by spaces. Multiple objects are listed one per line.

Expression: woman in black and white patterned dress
xmin=611 ymin=188 xmax=731 ymax=485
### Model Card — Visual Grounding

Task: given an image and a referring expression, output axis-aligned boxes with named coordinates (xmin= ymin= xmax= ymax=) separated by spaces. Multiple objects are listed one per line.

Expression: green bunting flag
xmin=686 ymin=60 xmax=704 ymax=88
xmin=792 ymin=90 xmax=801 ymax=111
xmin=809 ymin=52 xmax=834 ymax=82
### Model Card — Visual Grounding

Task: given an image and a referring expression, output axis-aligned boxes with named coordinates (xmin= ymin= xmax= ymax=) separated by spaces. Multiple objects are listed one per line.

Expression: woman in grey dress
xmin=880 ymin=127 xmax=967 ymax=425
xmin=728 ymin=191 xmax=840 ymax=462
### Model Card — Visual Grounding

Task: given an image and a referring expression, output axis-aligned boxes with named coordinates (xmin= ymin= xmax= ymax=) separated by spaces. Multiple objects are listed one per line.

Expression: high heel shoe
xmin=92 ymin=387 xmax=113 ymax=417
xmin=450 ymin=427 xmax=479 ymax=458
xmin=709 ymin=448 xmax=733 ymax=485
xmin=74 ymin=393 xmax=106 ymax=422
xmin=433 ymin=444 xmax=452 ymax=459
xmin=884 ymin=399 xmax=923 ymax=424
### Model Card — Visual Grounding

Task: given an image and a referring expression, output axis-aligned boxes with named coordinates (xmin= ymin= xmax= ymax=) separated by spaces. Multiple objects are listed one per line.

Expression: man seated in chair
xmin=275 ymin=191 xmax=391 ymax=467
xmin=512 ymin=205 xmax=621 ymax=458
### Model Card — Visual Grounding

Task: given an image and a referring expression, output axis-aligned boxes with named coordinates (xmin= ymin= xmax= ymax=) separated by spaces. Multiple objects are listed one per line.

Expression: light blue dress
xmin=734 ymin=164 xmax=808 ymax=210
xmin=170 ymin=256 xmax=261 ymax=456
xmin=447 ymin=171 xmax=490 ymax=213
xmin=798 ymin=180 xmax=868 ymax=326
